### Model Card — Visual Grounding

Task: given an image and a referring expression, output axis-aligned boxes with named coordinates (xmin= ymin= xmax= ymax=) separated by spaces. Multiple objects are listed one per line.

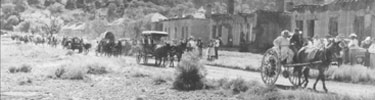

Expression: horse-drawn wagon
xmin=136 ymin=31 xmax=171 ymax=67
xmin=260 ymin=48 xmax=323 ymax=87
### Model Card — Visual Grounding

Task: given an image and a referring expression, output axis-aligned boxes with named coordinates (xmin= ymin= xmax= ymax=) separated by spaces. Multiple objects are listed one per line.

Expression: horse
xmin=288 ymin=32 xmax=308 ymax=86
xmin=295 ymin=40 xmax=342 ymax=92
xmin=83 ymin=43 xmax=92 ymax=55
xmin=170 ymin=41 xmax=188 ymax=63
xmin=153 ymin=43 xmax=172 ymax=67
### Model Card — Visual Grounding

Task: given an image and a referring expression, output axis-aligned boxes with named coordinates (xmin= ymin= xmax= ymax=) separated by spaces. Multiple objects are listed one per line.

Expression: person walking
xmin=368 ymin=39 xmax=375 ymax=69
xmin=197 ymin=38 xmax=203 ymax=57
xmin=361 ymin=37 xmax=372 ymax=49
xmin=207 ymin=40 xmax=215 ymax=60
xmin=214 ymin=37 xmax=220 ymax=59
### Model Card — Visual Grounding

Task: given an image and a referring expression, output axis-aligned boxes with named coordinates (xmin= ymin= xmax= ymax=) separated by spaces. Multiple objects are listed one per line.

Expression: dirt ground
xmin=0 ymin=37 xmax=233 ymax=100
xmin=1 ymin=36 xmax=375 ymax=100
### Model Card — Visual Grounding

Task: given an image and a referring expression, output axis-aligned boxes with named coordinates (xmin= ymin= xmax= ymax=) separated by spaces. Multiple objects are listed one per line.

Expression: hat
xmin=365 ymin=36 xmax=371 ymax=41
xmin=281 ymin=30 xmax=290 ymax=36
xmin=349 ymin=33 xmax=357 ymax=37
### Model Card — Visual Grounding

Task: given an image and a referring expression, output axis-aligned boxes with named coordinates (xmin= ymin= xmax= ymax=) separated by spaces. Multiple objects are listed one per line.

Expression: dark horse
xmin=296 ymin=40 xmax=342 ymax=92
xmin=169 ymin=41 xmax=188 ymax=67
xmin=153 ymin=43 xmax=172 ymax=66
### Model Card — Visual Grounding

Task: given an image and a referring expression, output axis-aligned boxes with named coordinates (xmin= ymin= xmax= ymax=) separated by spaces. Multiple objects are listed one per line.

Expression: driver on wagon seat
xmin=273 ymin=30 xmax=294 ymax=64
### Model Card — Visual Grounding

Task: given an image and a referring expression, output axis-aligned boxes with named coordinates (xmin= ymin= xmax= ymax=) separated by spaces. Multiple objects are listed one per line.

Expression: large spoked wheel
xmin=287 ymin=67 xmax=306 ymax=87
xmin=136 ymin=51 xmax=142 ymax=64
xmin=260 ymin=49 xmax=281 ymax=86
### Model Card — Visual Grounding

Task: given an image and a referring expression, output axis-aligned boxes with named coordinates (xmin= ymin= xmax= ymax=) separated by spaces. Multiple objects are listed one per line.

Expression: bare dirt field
xmin=1 ymin=36 xmax=375 ymax=100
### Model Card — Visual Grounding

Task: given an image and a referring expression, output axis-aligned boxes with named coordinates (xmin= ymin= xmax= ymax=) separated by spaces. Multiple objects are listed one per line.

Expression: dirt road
xmin=204 ymin=65 xmax=375 ymax=97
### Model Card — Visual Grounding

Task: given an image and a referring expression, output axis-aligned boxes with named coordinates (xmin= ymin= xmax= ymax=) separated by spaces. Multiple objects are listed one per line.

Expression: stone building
xmin=160 ymin=17 xmax=211 ymax=44
xmin=288 ymin=0 xmax=375 ymax=40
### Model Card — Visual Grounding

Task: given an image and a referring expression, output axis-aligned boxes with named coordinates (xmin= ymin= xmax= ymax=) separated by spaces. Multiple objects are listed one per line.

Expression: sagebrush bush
xmin=153 ymin=76 xmax=167 ymax=85
xmin=173 ymin=51 xmax=207 ymax=91
xmin=330 ymin=65 xmax=375 ymax=83
xmin=8 ymin=66 xmax=18 ymax=73
xmin=87 ymin=63 xmax=108 ymax=75
xmin=55 ymin=66 xmax=66 ymax=78
xmin=19 ymin=64 xmax=32 ymax=73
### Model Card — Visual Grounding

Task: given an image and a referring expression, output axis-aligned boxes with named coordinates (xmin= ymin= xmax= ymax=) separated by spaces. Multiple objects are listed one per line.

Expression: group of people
xmin=181 ymin=36 xmax=221 ymax=60
xmin=273 ymin=29 xmax=375 ymax=69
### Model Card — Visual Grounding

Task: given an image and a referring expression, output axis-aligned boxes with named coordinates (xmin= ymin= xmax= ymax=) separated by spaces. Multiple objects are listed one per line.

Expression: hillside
xmin=0 ymin=0 xmax=329 ymax=38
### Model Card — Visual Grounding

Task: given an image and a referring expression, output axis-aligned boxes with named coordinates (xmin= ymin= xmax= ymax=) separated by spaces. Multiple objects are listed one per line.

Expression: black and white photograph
xmin=1 ymin=0 xmax=375 ymax=99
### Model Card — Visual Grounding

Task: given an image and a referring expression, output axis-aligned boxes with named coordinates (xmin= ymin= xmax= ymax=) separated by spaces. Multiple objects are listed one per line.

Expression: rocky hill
xmin=0 ymin=0 xmax=330 ymax=38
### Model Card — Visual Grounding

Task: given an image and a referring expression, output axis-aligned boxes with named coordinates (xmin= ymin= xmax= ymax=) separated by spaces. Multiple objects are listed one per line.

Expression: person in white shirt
xmin=368 ymin=39 xmax=375 ymax=69
xmin=348 ymin=33 xmax=359 ymax=48
xmin=273 ymin=30 xmax=294 ymax=64
xmin=214 ymin=37 xmax=221 ymax=59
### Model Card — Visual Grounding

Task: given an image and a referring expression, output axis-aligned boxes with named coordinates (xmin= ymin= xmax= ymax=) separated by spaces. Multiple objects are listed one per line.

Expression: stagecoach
xmin=348 ymin=48 xmax=367 ymax=65
xmin=136 ymin=31 xmax=170 ymax=66
xmin=260 ymin=48 xmax=323 ymax=86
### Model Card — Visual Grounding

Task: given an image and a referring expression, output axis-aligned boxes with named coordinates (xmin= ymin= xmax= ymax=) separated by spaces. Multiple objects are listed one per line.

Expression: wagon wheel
xmin=287 ymin=66 xmax=306 ymax=87
xmin=136 ymin=51 xmax=142 ymax=64
xmin=260 ymin=49 xmax=281 ymax=86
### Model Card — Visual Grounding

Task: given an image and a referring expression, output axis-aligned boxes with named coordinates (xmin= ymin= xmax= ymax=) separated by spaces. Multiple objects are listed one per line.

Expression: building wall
xmin=291 ymin=8 xmax=375 ymax=40
xmin=210 ymin=15 xmax=255 ymax=46
xmin=161 ymin=18 xmax=211 ymax=44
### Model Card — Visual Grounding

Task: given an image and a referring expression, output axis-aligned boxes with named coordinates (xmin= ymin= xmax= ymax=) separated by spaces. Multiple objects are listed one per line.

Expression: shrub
xmin=55 ymin=66 xmax=65 ymax=78
xmin=8 ymin=66 xmax=18 ymax=73
xmin=222 ymin=78 xmax=251 ymax=94
xmin=132 ymin=72 xmax=150 ymax=78
xmin=54 ymin=64 xmax=86 ymax=80
xmin=173 ymin=51 xmax=207 ymax=91
xmin=330 ymin=65 xmax=375 ymax=83
xmin=19 ymin=64 xmax=32 ymax=73
xmin=87 ymin=64 xmax=108 ymax=75
xmin=153 ymin=76 xmax=167 ymax=85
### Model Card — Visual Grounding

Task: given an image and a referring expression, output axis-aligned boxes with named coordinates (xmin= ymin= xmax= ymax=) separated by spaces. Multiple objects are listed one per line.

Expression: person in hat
xmin=348 ymin=33 xmax=359 ymax=48
xmin=361 ymin=36 xmax=372 ymax=49
xmin=273 ymin=30 xmax=294 ymax=64
xmin=196 ymin=37 xmax=203 ymax=57
xmin=368 ymin=39 xmax=375 ymax=69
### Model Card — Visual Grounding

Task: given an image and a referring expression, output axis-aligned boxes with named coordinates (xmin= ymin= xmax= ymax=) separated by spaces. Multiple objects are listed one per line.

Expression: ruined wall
xmin=161 ymin=18 xmax=211 ymax=44
xmin=291 ymin=9 xmax=375 ymax=40
xmin=210 ymin=14 xmax=255 ymax=46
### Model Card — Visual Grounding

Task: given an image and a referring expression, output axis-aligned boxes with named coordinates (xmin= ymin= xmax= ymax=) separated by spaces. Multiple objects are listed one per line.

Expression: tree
xmin=40 ymin=16 xmax=63 ymax=36
xmin=48 ymin=3 xmax=65 ymax=14
xmin=1 ymin=3 xmax=16 ymax=15
xmin=27 ymin=0 xmax=40 ymax=6
xmin=14 ymin=21 xmax=30 ymax=32
xmin=107 ymin=2 xmax=118 ymax=21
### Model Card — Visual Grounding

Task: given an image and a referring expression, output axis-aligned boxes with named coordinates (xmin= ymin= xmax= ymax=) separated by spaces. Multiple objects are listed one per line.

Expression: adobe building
xmin=288 ymin=0 xmax=375 ymax=40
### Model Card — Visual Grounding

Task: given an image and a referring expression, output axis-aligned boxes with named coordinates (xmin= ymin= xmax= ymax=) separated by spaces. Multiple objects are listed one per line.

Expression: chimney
xmin=227 ymin=0 xmax=234 ymax=14
xmin=206 ymin=4 xmax=212 ymax=18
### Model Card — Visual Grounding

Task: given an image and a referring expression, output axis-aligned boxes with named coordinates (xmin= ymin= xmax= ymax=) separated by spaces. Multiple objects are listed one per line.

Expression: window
xmin=212 ymin=25 xmax=216 ymax=38
xmin=175 ymin=27 xmax=178 ymax=39
xmin=186 ymin=26 xmax=189 ymax=37
xmin=329 ymin=17 xmax=338 ymax=36
xmin=296 ymin=20 xmax=303 ymax=31
xmin=181 ymin=27 xmax=185 ymax=39
xmin=307 ymin=20 xmax=315 ymax=38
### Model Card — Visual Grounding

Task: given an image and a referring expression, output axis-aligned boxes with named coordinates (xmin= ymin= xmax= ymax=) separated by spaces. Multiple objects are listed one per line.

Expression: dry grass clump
xmin=8 ymin=64 xmax=32 ymax=73
xmin=152 ymin=74 xmax=173 ymax=85
xmin=328 ymin=65 xmax=375 ymax=84
xmin=86 ymin=63 xmax=109 ymax=75
xmin=173 ymin=51 xmax=207 ymax=91
xmin=132 ymin=71 xmax=150 ymax=78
